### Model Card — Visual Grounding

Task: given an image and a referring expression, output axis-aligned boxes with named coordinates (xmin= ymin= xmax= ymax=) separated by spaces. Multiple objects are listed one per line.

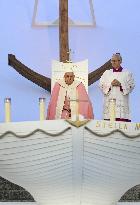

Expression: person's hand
xmin=111 ymin=79 xmax=121 ymax=86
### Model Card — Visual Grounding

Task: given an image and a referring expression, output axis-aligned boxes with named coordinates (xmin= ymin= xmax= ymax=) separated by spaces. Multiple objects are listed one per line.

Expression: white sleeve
xmin=121 ymin=72 xmax=135 ymax=95
xmin=99 ymin=71 xmax=112 ymax=95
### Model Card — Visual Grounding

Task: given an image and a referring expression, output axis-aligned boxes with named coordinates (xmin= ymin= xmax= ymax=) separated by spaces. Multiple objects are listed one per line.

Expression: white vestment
xmin=99 ymin=69 xmax=135 ymax=120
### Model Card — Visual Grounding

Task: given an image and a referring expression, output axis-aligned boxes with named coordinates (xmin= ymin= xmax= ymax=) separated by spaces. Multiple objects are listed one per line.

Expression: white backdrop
xmin=0 ymin=0 xmax=140 ymax=122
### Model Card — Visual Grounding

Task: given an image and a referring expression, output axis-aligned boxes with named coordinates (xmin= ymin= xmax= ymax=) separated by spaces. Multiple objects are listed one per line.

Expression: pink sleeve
xmin=77 ymin=83 xmax=94 ymax=119
xmin=47 ymin=83 xmax=60 ymax=120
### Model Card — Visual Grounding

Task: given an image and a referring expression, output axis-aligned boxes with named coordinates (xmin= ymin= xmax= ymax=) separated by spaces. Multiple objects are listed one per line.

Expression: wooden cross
xmin=8 ymin=0 xmax=112 ymax=92
xmin=59 ymin=0 xmax=69 ymax=62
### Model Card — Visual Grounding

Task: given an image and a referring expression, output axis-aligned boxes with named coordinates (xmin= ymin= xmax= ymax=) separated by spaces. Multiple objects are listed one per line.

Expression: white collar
xmin=57 ymin=79 xmax=81 ymax=89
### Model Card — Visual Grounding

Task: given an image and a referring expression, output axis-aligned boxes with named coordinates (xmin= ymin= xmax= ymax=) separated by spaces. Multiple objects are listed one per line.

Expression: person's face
xmin=111 ymin=56 xmax=121 ymax=69
xmin=64 ymin=72 xmax=75 ymax=85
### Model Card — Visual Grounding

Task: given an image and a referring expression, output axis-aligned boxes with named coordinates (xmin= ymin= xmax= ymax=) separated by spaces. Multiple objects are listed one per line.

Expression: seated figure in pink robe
xmin=47 ymin=72 xmax=94 ymax=120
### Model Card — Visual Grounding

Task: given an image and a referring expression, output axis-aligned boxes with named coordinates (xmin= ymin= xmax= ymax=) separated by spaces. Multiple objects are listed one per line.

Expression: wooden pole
xmin=59 ymin=0 xmax=69 ymax=62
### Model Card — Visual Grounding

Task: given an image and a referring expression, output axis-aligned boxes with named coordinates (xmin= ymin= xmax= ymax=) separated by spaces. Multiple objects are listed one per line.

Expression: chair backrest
xmin=51 ymin=59 xmax=89 ymax=93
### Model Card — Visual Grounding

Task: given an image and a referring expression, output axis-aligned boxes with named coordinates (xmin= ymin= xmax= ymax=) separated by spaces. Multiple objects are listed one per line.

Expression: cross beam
xmin=59 ymin=0 xmax=69 ymax=62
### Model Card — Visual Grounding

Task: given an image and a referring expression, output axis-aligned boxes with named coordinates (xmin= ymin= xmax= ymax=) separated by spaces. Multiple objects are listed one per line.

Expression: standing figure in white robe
xmin=99 ymin=53 xmax=135 ymax=122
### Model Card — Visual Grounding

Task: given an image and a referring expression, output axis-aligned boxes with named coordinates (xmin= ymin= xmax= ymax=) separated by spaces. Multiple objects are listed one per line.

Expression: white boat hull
xmin=0 ymin=120 xmax=140 ymax=205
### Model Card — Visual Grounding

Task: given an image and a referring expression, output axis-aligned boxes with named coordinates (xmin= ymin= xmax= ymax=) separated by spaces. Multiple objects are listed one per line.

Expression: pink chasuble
xmin=47 ymin=82 xmax=94 ymax=120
